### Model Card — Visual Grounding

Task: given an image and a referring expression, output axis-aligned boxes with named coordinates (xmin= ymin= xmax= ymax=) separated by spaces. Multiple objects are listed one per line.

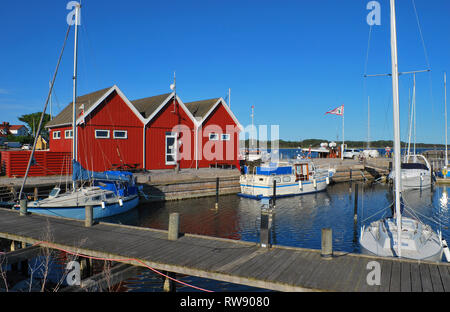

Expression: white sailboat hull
xmin=360 ymin=217 xmax=443 ymax=262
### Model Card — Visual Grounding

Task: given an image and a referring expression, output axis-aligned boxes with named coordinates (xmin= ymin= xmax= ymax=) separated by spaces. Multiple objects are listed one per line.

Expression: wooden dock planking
xmin=400 ymin=262 xmax=412 ymax=292
xmin=0 ymin=208 xmax=449 ymax=292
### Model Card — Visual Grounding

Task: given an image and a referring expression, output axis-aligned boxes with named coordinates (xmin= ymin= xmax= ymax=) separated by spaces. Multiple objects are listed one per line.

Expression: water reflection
xmin=97 ymin=182 xmax=450 ymax=291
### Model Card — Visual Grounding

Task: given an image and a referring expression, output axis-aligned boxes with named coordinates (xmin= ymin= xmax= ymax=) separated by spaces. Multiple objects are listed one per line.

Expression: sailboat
xmin=15 ymin=4 xmax=139 ymax=220
xmin=359 ymin=0 xmax=445 ymax=262
xmin=387 ymin=72 xmax=433 ymax=189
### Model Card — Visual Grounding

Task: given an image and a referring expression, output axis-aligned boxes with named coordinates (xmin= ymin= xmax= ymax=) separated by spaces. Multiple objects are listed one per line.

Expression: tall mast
xmin=390 ymin=0 xmax=402 ymax=258
xmin=445 ymin=72 xmax=448 ymax=168
xmin=72 ymin=3 xmax=80 ymax=164
xmin=413 ymin=73 xmax=416 ymax=155
xmin=367 ymin=96 xmax=370 ymax=149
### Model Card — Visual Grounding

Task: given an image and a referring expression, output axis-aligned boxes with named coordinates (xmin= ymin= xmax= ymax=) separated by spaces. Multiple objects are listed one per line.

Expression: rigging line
xmin=411 ymin=0 xmax=435 ymax=135
xmin=18 ymin=25 xmax=72 ymax=201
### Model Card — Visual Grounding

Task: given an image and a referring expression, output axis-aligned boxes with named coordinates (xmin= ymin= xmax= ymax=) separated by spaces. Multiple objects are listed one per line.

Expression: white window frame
xmin=165 ymin=132 xmax=177 ymax=165
xmin=95 ymin=129 xmax=110 ymax=139
xmin=53 ymin=131 xmax=61 ymax=140
xmin=221 ymin=133 xmax=230 ymax=141
xmin=209 ymin=133 xmax=219 ymax=141
xmin=113 ymin=130 xmax=128 ymax=139
xmin=65 ymin=130 xmax=73 ymax=139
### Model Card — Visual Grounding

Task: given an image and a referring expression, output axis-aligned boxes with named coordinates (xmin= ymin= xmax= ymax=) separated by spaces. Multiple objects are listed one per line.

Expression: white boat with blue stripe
xmin=238 ymin=160 xmax=335 ymax=199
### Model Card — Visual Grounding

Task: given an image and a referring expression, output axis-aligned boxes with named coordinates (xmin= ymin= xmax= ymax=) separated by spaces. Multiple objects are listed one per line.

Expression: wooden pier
xmin=0 ymin=208 xmax=448 ymax=292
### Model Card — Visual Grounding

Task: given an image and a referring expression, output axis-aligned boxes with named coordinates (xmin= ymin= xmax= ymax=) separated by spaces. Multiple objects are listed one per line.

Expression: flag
xmin=325 ymin=105 xmax=344 ymax=116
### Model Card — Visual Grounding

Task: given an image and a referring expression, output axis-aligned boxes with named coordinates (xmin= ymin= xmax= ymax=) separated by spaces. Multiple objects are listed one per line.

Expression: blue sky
xmin=0 ymin=0 xmax=449 ymax=143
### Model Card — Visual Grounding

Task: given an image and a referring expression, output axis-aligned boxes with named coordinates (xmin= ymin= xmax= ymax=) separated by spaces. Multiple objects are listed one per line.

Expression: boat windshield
xmin=48 ymin=188 xmax=60 ymax=198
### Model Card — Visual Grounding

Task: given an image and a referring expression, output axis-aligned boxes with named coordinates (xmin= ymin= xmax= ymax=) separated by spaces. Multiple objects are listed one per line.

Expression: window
xmin=221 ymin=134 xmax=230 ymax=141
xmin=113 ymin=130 xmax=127 ymax=139
xmin=282 ymin=176 xmax=291 ymax=183
xmin=209 ymin=133 xmax=219 ymax=141
xmin=95 ymin=130 xmax=110 ymax=139
xmin=65 ymin=130 xmax=73 ymax=139
xmin=53 ymin=131 xmax=61 ymax=139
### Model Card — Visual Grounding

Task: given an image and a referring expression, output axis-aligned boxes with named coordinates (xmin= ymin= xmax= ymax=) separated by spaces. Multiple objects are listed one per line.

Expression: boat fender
xmin=326 ymin=177 xmax=330 ymax=185
xmin=443 ymin=239 xmax=450 ymax=263
xmin=119 ymin=199 xmax=123 ymax=206
xmin=299 ymin=180 xmax=302 ymax=190
xmin=101 ymin=201 xmax=105 ymax=209
xmin=313 ymin=179 xmax=317 ymax=188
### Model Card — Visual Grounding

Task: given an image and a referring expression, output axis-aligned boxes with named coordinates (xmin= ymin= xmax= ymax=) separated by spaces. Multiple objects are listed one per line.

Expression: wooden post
xmin=321 ymin=228 xmax=333 ymax=259
xmin=260 ymin=209 xmax=271 ymax=248
xmin=215 ymin=177 xmax=219 ymax=209
xmin=272 ymin=179 xmax=276 ymax=207
xmin=85 ymin=205 xmax=93 ymax=227
xmin=19 ymin=199 xmax=27 ymax=216
xmin=163 ymin=271 xmax=176 ymax=292
xmin=354 ymin=184 xmax=358 ymax=224
xmin=350 ymin=168 xmax=352 ymax=181
xmin=34 ymin=187 xmax=38 ymax=201
xmin=168 ymin=213 xmax=180 ymax=241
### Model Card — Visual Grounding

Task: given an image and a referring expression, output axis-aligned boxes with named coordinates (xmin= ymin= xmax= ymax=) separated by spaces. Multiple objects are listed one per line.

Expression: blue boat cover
xmin=72 ymin=160 xmax=133 ymax=183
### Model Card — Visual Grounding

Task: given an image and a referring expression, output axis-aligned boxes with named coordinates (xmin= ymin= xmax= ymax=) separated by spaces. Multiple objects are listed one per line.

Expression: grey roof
xmin=184 ymin=98 xmax=220 ymax=120
xmin=46 ymin=86 xmax=113 ymax=128
xmin=131 ymin=93 xmax=173 ymax=119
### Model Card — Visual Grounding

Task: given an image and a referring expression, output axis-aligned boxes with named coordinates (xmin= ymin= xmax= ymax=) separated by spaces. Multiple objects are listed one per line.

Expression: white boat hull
xmin=360 ymin=217 xmax=443 ymax=262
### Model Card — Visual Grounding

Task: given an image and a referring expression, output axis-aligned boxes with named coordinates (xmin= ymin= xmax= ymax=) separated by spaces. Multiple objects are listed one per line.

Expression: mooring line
xmin=31 ymin=240 xmax=214 ymax=292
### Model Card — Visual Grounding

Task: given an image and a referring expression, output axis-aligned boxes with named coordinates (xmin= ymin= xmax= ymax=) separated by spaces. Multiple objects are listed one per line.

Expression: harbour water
xmin=102 ymin=181 xmax=449 ymax=292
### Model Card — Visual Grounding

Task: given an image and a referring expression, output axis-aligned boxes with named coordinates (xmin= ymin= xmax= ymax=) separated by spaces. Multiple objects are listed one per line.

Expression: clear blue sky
xmin=0 ymin=0 xmax=449 ymax=144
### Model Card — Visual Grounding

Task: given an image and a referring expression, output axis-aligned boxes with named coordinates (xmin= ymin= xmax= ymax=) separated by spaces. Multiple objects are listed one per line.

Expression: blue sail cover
xmin=72 ymin=160 xmax=133 ymax=183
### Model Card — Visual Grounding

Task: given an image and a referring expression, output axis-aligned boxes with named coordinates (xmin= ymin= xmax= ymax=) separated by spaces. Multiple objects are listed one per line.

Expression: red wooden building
xmin=41 ymin=85 xmax=242 ymax=174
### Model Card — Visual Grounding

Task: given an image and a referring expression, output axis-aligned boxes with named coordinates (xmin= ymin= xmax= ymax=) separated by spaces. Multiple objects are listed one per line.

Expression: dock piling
xmin=354 ymin=184 xmax=358 ymax=223
xmin=168 ymin=213 xmax=180 ymax=241
xmin=260 ymin=205 xmax=271 ymax=248
xmin=215 ymin=177 xmax=219 ymax=209
xmin=272 ymin=179 xmax=276 ymax=207
xmin=85 ymin=205 xmax=93 ymax=227
xmin=19 ymin=199 xmax=27 ymax=216
xmin=321 ymin=228 xmax=333 ymax=259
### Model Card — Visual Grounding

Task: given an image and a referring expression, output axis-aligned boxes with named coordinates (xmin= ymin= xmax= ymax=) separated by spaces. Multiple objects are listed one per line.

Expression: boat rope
xmin=18 ymin=24 xmax=72 ymax=200
xmin=360 ymin=201 xmax=392 ymax=224
xmin=30 ymin=240 xmax=214 ymax=292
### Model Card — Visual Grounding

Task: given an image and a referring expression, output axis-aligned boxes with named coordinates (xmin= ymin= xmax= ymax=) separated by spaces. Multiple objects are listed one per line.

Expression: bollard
xmin=85 ymin=205 xmax=93 ymax=227
xmin=19 ymin=199 xmax=27 ymax=216
xmin=321 ymin=228 xmax=333 ymax=259
xmin=168 ymin=213 xmax=180 ymax=241
xmin=354 ymin=184 xmax=358 ymax=224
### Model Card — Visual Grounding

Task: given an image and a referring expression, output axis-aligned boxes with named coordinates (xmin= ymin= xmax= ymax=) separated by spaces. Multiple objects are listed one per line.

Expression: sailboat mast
xmin=72 ymin=4 xmax=80 ymax=165
xmin=445 ymin=72 xmax=448 ymax=168
xmin=367 ymin=96 xmax=370 ymax=149
xmin=390 ymin=0 xmax=402 ymax=258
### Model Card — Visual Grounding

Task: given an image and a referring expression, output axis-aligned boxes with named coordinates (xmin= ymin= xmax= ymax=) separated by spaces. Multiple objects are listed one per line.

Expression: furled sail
xmin=72 ymin=160 xmax=134 ymax=183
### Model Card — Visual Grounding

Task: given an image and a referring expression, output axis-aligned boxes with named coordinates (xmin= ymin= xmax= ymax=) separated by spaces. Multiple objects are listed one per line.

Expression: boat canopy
xmin=401 ymin=163 xmax=428 ymax=170
xmin=244 ymin=164 xmax=292 ymax=175
xmin=72 ymin=160 xmax=134 ymax=183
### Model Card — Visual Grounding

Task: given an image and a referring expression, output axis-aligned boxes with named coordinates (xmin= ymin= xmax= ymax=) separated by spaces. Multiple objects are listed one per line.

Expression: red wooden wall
xmin=145 ymin=99 xmax=196 ymax=170
xmin=197 ymin=103 xmax=240 ymax=168
xmin=1 ymin=151 xmax=71 ymax=177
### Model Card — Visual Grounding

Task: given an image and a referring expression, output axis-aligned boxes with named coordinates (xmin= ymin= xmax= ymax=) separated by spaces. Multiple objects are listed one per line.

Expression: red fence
xmin=1 ymin=151 xmax=72 ymax=177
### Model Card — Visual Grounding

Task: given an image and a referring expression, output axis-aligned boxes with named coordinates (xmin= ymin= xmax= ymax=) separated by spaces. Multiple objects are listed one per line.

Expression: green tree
xmin=18 ymin=112 xmax=51 ymax=138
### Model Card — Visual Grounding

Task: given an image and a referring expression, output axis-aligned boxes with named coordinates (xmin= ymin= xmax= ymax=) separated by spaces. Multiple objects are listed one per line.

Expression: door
xmin=165 ymin=133 xmax=177 ymax=165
